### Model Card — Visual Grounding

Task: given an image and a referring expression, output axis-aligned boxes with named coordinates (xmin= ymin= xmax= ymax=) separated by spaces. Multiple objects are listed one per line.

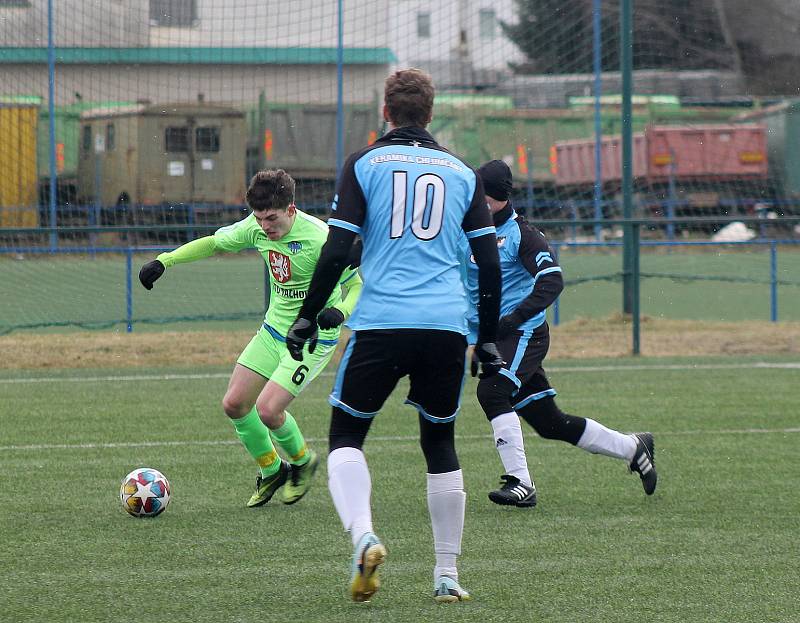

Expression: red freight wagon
xmin=553 ymin=124 xmax=767 ymax=187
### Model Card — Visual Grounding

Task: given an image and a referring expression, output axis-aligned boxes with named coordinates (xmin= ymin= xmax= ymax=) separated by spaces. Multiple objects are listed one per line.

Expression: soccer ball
xmin=120 ymin=467 xmax=171 ymax=517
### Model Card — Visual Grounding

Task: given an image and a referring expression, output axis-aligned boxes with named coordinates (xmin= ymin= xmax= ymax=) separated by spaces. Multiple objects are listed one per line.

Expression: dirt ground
xmin=2 ymin=316 xmax=799 ymax=370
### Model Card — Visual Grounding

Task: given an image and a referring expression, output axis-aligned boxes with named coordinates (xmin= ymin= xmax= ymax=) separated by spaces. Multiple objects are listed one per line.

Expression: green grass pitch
xmin=1 ymin=354 xmax=798 ymax=622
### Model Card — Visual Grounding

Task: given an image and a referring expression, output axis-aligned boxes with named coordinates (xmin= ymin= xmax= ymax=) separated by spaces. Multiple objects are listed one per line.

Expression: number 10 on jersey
xmin=391 ymin=171 xmax=445 ymax=240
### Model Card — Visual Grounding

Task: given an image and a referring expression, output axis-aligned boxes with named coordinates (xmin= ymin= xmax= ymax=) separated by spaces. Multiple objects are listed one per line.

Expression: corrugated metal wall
xmin=0 ymin=104 xmax=39 ymax=226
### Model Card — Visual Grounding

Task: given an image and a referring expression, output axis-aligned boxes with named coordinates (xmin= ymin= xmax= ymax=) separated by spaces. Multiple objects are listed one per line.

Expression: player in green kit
xmin=138 ymin=169 xmax=362 ymax=507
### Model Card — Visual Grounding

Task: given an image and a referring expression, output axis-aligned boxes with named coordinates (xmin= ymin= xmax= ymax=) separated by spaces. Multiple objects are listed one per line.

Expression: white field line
xmin=1 ymin=361 xmax=797 ymax=452
xmin=2 ymin=428 xmax=800 ymax=453
xmin=1 ymin=361 xmax=798 ymax=385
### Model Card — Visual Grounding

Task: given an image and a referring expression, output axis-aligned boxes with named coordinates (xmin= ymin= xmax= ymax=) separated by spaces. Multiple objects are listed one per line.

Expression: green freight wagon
xmin=735 ymin=100 xmax=800 ymax=198
xmin=77 ymin=103 xmax=246 ymax=207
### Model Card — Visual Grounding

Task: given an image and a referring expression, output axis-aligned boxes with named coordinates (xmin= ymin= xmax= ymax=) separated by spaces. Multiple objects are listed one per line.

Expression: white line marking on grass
xmin=0 ymin=373 xmax=233 ymax=384
xmin=2 ymin=428 xmax=799 ymax=453
xmin=548 ymin=362 xmax=800 ymax=372
xmin=1 ymin=361 xmax=798 ymax=385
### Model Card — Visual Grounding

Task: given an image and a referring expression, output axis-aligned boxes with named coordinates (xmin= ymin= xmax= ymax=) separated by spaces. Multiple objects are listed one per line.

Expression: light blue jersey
xmin=328 ymin=127 xmax=495 ymax=334
xmin=463 ymin=205 xmax=562 ymax=343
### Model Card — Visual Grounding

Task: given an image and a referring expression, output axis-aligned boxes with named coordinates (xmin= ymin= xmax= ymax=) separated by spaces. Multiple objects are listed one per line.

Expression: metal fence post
xmin=592 ymin=0 xmax=603 ymax=242
xmin=126 ymin=249 xmax=133 ymax=332
xmin=47 ymin=0 xmax=58 ymax=250
xmin=187 ymin=203 xmax=196 ymax=242
xmin=667 ymin=154 xmax=677 ymax=241
xmin=526 ymin=147 xmax=534 ymax=219
xmin=632 ymin=222 xmax=640 ymax=354
xmin=552 ymin=243 xmax=561 ymax=326
xmin=335 ymin=0 xmax=344 ymax=178
xmin=621 ymin=0 xmax=634 ymax=316
xmin=770 ymin=241 xmax=778 ymax=322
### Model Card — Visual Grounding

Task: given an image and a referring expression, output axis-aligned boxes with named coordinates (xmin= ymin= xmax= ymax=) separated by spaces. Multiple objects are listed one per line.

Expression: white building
xmin=388 ymin=0 xmax=523 ymax=89
xmin=0 ymin=0 xmax=393 ymax=105
xmin=0 ymin=0 xmax=521 ymax=104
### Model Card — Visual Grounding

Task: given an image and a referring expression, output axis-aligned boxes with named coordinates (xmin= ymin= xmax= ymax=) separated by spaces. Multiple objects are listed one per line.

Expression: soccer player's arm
xmin=296 ymin=155 xmax=365 ymax=324
xmin=462 ymin=175 xmax=501 ymax=345
xmin=333 ymin=270 xmax=363 ymax=319
xmin=139 ymin=218 xmax=255 ymax=290
xmin=139 ymin=236 xmax=219 ymax=289
xmin=317 ymin=269 xmax=363 ymax=330
xmin=156 ymin=236 xmax=218 ymax=268
xmin=499 ymin=221 xmax=564 ymax=334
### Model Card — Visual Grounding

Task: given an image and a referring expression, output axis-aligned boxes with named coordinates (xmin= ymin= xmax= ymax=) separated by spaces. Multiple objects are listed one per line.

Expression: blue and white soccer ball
xmin=120 ymin=467 xmax=171 ymax=517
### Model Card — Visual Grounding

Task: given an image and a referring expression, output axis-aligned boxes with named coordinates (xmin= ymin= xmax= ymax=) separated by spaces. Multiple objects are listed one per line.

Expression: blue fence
xmin=2 ymin=237 xmax=798 ymax=335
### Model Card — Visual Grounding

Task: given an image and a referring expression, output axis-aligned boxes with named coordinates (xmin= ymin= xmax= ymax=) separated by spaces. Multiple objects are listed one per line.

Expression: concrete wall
xmin=149 ymin=0 xmax=390 ymax=48
xmin=0 ymin=64 xmax=385 ymax=105
xmin=0 ymin=0 xmax=521 ymax=93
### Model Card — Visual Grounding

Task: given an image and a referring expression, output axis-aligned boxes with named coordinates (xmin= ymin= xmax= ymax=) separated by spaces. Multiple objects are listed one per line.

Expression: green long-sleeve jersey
xmin=157 ymin=210 xmax=361 ymax=339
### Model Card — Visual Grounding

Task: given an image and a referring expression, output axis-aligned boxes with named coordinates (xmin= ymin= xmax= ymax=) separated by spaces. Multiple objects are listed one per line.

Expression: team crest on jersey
xmin=287 ymin=241 xmax=302 ymax=254
xmin=497 ymin=237 xmax=506 ymax=248
xmin=269 ymin=251 xmax=292 ymax=283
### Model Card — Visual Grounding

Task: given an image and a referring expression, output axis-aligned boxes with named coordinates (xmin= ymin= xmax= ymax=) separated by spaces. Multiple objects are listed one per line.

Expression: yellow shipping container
xmin=0 ymin=102 xmax=39 ymax=227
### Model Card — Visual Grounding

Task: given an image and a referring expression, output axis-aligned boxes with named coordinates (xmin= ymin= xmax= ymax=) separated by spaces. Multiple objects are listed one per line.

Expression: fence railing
xmin=2 ymin=218 xmax=800 ymax=346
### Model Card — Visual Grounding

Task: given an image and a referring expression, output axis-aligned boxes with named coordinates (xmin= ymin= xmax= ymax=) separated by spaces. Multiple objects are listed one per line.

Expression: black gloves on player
xmin=139 ymin=259 xmax=165 ymax=290
xmin=317 ymin=307 xmax=345 ymax=330
xmin=470 ymin=342 xmax=505 ymax=379
xmin=286 ymin=317 xmax=318 ymax=361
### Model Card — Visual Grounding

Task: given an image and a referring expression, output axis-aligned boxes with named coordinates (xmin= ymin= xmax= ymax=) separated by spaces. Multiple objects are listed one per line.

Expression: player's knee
xmin=476 ymin=375 xmax=517 ymax=420
xmin=221 ymin=392 xmax=251 ymax=419
xmin=254 ymin=398 xmax=282 ymax=429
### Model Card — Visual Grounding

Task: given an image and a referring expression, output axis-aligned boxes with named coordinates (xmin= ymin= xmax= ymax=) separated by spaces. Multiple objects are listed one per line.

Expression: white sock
xmin=490 ymin=412 xmax=533 ymax=487
xmin=327 ymin=447 xmax=374 ymax=547
xmin=577 ymin=419 xmax=637 ymax=461
xmin=427 ymin=469 xmax=465 ymax=584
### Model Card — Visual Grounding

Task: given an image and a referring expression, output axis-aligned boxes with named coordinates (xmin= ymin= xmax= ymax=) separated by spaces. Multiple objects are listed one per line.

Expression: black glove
xmin=474 ymin=342 xmax=504 ymax=379
xmin=317 ymin=307 xmax=345 ymax=330
xmin=497 ymin=312 xmax=522 ymax=339
xmin=347 ymin=238 xmax=363 ymax=269
xmin=139 ymin=260 xmax=165 ymax=290
xmin=286 ymin=317 xmax=318 ymax=361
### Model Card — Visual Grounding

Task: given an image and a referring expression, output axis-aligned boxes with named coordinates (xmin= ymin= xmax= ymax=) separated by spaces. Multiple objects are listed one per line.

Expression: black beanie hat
xmin=477 ymin=159 xmax=513 ymax=201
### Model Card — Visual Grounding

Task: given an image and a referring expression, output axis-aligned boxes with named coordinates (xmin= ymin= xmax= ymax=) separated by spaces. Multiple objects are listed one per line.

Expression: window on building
xmin=82 ymin=126 xmax=92 ymax=152
xmin=106 ymin=124 xmax=115 ymax=151
xmin=417 ymin=12 xmax=431 ymax=39
xmin=165 ymin=127 xmax=190 ymax=152
xmin=195 ymin=127 xmax=220 ymax=152
xmin=149 ymin=0 xmax=197 ymax=27
xmin=479 ymin=9 xmax=496 ymax=40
